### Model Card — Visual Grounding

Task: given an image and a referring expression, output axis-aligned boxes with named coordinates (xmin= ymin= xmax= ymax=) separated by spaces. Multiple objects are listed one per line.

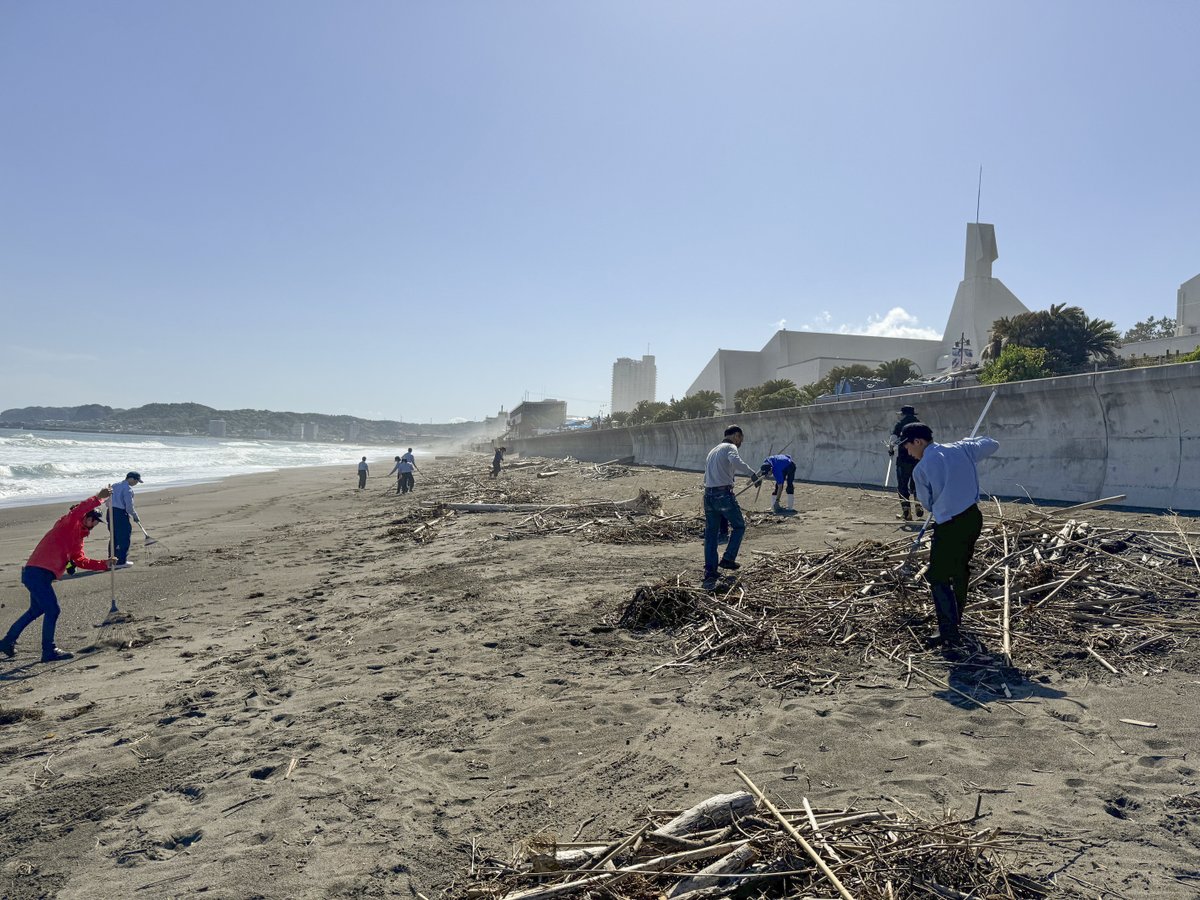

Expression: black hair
xmin=723 ymin=425 xmax=743 ymax=439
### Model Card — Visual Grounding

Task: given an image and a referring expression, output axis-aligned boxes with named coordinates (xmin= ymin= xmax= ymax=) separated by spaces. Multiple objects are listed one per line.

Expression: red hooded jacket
xmin=26 ymin=496 xmax=112 ymax=579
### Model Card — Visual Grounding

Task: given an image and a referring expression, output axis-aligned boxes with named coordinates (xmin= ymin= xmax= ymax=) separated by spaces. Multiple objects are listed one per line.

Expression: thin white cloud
xmin=771 ymin=318 xmax=787 ymax=331
xmin=834 ymin=307 xmax=941 ymax=340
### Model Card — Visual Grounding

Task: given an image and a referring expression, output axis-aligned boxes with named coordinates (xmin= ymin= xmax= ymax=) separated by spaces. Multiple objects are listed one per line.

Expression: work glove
xmin=887 ymin=445 xmax=895 ymax=457
xmin=751 ymin=474 xmax=763 ymax=488
xmin=132 ymin=514 xmax=140 ymax=523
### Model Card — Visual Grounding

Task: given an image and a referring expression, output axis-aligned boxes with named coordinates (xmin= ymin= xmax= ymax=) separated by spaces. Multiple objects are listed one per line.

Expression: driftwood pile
xmin=489 ymin=491 xmax=664 ymax=541
xmin=616 ymin=502 xmax=1200 ymax=678
xmin=457 ymin=776 xmax=1053 ymax=900
xmin=381 ymin=504 xmax=458 ymax=544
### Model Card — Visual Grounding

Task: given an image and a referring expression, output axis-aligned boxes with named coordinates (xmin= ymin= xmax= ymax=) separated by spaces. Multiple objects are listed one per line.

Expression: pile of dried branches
xmin=381 ymin=504 xmax=457 ymax=544
xmin=615 ymin=502 xmax=1200 ymax=678
xmin=493 ymin=491 xmax=665 ymax=541
xmin=455 ymin=776 xmax=1054 ymax=900
xmin=497 ymin=504 xmax=791 ymax=544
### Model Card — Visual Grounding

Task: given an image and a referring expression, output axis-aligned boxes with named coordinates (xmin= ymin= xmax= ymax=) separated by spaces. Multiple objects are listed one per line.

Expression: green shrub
xmin=979 ymin=345 xmax=1052 ymax=384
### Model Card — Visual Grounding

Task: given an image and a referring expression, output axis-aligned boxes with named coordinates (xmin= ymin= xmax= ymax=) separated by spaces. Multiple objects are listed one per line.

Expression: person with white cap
xmin=110 ymin=471 xmax=143 ymax=565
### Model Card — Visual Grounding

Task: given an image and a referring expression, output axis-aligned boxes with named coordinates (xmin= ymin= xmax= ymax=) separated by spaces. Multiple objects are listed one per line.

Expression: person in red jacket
xmin=0 ymin=487 xmax=116 ymax=663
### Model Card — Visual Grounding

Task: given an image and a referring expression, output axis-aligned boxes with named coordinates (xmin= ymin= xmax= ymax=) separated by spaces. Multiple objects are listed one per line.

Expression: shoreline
xmin=0 ymin=451 xmax=432 ymax=513
xmin=1 ymin=456 xmax=1197 ymax=897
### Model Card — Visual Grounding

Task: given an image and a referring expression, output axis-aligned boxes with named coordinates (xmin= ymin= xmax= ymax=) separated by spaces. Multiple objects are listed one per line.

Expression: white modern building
xmin=687 ymin=222 xmax=1030 ymax=410
xmin=1115 ymin=272 xmax=1200 ymax=360
xmin=208 ymin=419 xmax=226 ymax=438
xmin=611 ymin=355 xmax=657 ymax=413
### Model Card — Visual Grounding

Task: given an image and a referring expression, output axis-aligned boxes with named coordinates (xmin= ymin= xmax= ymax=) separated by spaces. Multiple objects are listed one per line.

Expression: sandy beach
xmin=1 ymin=456 xmax=1198 ymax=898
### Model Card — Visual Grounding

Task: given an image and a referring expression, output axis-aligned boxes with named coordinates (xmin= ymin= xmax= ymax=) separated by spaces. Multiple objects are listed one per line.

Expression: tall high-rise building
xmin=611 ymin=355 xmax=656 ymax=414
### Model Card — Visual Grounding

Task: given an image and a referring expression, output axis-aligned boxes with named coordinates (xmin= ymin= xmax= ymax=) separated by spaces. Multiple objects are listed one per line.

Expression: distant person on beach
xmin=0 ymin=488 xmax=117 ymax=663
xmin=491 ymin=447 xmax=506 ymax=478
xmin=357 ymin=457 xmax=369 ymax=489
xmin=889 ymin=405 xmax=924 ymax=521
xmin=759 ymin=453 xmax=797 ymax=514
xmin=387 ymin=456 xmax=404 ymax=494
xmin=901 ymin=422 xmax=999 ymax=654
xmin=397 ymin=448 xmax=418 ymax=494
xmin=701 ymin=425 xmax=761 ymax=591
xmin=110 ymin=471 xmax=142 ymax=565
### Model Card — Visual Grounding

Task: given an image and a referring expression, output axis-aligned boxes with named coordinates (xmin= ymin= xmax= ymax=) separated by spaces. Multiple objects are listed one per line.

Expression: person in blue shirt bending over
xmin=759 ymin=453 xmax=797 ymax=514
xmin=899 ymin=422 xmax=999 ymax=653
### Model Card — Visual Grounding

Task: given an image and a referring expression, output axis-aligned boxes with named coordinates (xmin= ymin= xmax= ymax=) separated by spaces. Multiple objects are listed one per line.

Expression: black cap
xmin=899 ymin=422 xmax=933 ymax=444
xmin=899 ymin=405 xmax=915 ymax=415
xmin=86 ymin=509 xmax=104 ymax=522
xmin=126 ymin=471 xmax=142 ymax=483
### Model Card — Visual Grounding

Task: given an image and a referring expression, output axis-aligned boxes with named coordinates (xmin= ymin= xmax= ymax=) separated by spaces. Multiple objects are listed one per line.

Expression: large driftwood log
xmin=432 ymin=498 xmax=649 ymax=514
xmin=667 ymin=844 xmax=757 ymax=898
xmin=651 ymin=791 xmax=755 ymax=840
xmin=504 ymin=841 xmax=750 ymax=900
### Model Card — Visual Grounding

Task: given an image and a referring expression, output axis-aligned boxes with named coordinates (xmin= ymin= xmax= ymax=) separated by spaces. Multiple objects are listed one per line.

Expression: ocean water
xmin=0 ymin=429 xmax=391 ymax=509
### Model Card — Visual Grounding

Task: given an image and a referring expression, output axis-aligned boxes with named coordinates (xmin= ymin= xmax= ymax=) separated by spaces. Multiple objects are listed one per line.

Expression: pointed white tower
xmin=938 ymin=223 xmax=1030 ymax=369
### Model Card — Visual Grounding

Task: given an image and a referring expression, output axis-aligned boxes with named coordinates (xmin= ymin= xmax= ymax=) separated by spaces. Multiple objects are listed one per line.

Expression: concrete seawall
xmin=509 ymin=362 xmax=1200 ymax=511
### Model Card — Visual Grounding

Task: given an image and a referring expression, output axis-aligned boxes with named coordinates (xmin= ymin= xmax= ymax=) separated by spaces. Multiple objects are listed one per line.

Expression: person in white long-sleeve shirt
xmin=701 ymin=425 xmax=761 ymax=589
xmin=110 ymin=472 xmax=142 ymax=566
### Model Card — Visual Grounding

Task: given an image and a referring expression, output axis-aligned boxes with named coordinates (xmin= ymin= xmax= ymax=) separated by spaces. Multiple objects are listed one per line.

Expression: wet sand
xmin=1 ymin=458 xmax=1197 ymax=898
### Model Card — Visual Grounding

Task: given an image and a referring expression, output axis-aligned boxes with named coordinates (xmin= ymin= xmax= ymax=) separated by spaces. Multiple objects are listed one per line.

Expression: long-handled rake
xmin=106 ymin=490 xmax=119 ymax=614
xmin=136 ymin=519 xmax=159 ymax=547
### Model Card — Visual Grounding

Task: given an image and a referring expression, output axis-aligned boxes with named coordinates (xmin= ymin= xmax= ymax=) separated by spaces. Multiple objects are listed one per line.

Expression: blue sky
xmin=2 ymin=2 xmax=1196 ymax=422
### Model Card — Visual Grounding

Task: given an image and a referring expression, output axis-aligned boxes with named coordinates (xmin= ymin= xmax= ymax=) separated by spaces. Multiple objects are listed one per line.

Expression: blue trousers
xmin=5 ymin=567 xmax=61 ymax=652
xmin=112 ymin=507 xmax=132 ymax=564
xmin=703 ymin=489 xmax=745 ymax=577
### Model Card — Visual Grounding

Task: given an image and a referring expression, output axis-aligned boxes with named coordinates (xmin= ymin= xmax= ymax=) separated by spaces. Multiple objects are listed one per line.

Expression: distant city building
xmin=208 ymin=419 xmax=226 ymax=438
xmin=1178 ymin=274 xmax=1200 ymax=336
xmin=508 ymin=399 xmax=567 ymax=438
xmin=293 ymin=423 xmax=305 ymax=440
xmin=303 ymin=423 xmax=319 ymax=441
xmin=346 ymin=423 xmax=360 ymax=441
xmin=254 ymin=428 xmax=271 ymax=439
xmin=483 ymin=407 xmax=508 ymax=439
xmin=611 ymin=355 xmax=656 ymax=414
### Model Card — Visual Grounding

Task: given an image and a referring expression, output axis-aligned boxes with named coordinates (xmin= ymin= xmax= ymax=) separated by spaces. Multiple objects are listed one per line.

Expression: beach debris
xmin=452 ymin=781 xmax=1053 ymax=899
xmin=613 ymin=502 xmax=1200 ymax=680
xmin=382 ymin=504 xmax=458 ymax=544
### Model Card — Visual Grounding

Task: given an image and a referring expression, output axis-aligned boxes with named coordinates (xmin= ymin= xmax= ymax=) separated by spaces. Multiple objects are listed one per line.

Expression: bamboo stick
xmin=734 ymin=769 xmax=856 ymax=900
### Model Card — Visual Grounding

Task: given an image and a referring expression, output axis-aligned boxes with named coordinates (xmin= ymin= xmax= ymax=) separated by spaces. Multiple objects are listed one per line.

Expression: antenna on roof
xmin=975 ymin=165 xmax=983 ymax=223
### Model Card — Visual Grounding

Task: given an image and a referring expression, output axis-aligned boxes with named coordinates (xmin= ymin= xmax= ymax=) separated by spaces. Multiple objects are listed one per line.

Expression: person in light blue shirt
xmin=110 ymin=472 xmax=142 ymax=565
xmin=900 ymin=423 xmax=999 ymax=650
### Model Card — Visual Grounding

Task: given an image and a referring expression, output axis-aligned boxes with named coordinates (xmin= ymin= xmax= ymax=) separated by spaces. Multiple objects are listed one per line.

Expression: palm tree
xmin=874 ymin=358 xmax=919 ymax=386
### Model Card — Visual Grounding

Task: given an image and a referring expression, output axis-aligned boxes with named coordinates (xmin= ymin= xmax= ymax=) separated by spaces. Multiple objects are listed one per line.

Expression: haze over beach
xmin=4 ymin=5 xmax=1200 ymax=900
xmin=3 ymin=3 xmax=1198 ymax=422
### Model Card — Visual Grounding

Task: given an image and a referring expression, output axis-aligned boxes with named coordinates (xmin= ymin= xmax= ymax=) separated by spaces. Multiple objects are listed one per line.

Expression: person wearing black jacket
xmin=889 ymin=405 xmax=925 ymax=521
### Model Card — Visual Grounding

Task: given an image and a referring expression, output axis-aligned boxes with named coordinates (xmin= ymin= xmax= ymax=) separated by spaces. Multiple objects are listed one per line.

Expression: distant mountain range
xmin=0 ymin=403 xmax=495 ymax=443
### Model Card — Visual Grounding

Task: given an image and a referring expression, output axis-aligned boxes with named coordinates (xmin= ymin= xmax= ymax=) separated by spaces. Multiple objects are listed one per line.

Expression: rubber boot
xmin=900 ymin=501 xmax=912 ymax=521
xmin=786 ymin=494 xmax=794 ymax=511
xmin=929 ymin=582 xmax=960 ymax=645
